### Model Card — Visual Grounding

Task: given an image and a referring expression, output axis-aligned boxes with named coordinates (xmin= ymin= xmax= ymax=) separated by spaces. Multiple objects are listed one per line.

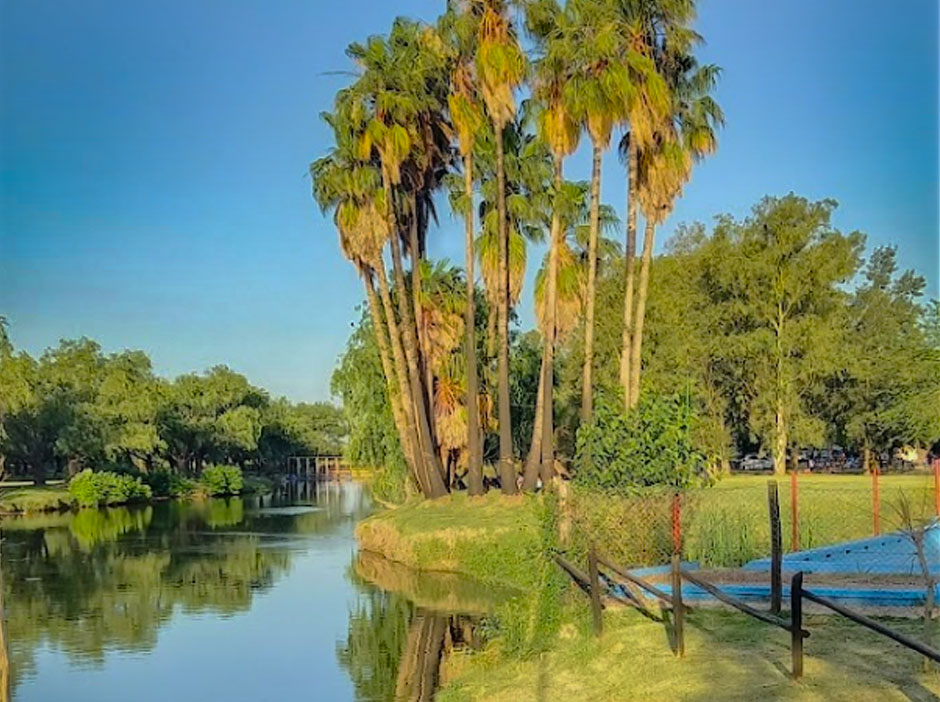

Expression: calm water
xmin=2 ymin=482 xmax=510 ymax=701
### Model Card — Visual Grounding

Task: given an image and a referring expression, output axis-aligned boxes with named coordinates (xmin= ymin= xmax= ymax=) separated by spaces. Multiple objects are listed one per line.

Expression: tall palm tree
xmin=475 ymin=0 xmax=526 ymax=494
xmin=568 ymin=0 xmax=665 ymax=423
xmin=616 ymin=0 xmax=693 ymax=411
xmin=522 ymin=0 xmax=580 ymax=490
xmin=343 ymin=21 xmax=452 ymax=497
xmin=628 ymin=54 xmax=723 ymax=407
xmin=443 ymin=3 xmax=488 ymax=495
xmin=311 ymin=116 xmax=430 ymax=494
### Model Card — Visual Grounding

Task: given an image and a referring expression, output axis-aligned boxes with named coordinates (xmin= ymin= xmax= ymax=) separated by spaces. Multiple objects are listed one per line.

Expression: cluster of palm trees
xmin=312 ymin=0 xmax=722 ymax=499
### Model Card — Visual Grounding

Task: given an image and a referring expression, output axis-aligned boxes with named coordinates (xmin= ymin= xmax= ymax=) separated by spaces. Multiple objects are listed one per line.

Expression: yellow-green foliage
xmin=0 ymin=486 xmax=73 ymax=513
xmin=438 ymin=606 xmax=940 ymax=702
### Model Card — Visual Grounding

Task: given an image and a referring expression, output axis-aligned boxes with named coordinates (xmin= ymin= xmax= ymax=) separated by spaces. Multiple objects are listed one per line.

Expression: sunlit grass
xmin=439 ymin=605 xmax=940 ymax=702
xmin=0 ymin=486 xmax=73 ymax=514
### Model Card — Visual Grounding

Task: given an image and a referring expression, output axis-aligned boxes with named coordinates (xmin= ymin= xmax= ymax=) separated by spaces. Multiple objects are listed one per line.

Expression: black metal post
xmin=672 ymin=554 xmax=685 ymax=657
xmin=588 ymin=544 xmax=603 ymax=637
xmin=791 ymin=571 xmax=804 ymax=679
xmin=768 ymin=480 xmax=782 ymax=615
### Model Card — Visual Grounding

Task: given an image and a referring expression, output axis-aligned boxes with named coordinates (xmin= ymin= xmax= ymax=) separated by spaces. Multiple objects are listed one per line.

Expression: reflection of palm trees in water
xmin=394 ymin=611 xmax=482 ymax=702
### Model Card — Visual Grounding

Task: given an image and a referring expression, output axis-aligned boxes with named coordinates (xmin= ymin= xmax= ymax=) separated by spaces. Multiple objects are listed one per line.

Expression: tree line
xmin=317 ymin=1 xmax=939 ymax=498
xmin=0 ymin=326 xmax=347 ymax=484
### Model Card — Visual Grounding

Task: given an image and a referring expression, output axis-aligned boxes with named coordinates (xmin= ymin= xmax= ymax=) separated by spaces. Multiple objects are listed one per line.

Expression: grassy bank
xmin=0 ymin=473 xmax=276 ymax=515
xmin=0 ymin=486 xmax=73 ymax=514
xmin=356 ymin=492 xmax=549 ymax=591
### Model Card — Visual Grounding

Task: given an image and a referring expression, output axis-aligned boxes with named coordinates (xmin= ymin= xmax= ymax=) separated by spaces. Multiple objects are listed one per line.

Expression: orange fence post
xmin=672 ymin=491 xmax=682 ymax=556
xmin=872 ymin=464 xmax=881 ymax=536
xmin=790 ymin=469 xmax=799 ymax=552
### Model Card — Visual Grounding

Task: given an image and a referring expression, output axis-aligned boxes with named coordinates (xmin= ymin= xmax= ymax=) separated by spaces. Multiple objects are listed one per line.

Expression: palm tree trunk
xmin=540 ymin=156 xmax=563 ymax=488
xmin=384 ymin=173 xmax=448 ymax=497
xmin=495 ymin=124 xmax=516 ymax=495
xmin=521 ymin=355 xmax=545 ymax=491
xmin=581 ymin=141 xmax=602 ymax=423
xmin=374 ymin=261 xmax=435 ymax=497
xmin=620 ymin=134 xmax=638 ymax=411
xmin=463 ymin=152 xmax=484 ymax=496
xmin=409 ymin=193 xmax=435 ymax=433
xmin=628 ymin=215 xmax=655 ymax=408
xmin=363 ymin=269 xmax=418 ymax=487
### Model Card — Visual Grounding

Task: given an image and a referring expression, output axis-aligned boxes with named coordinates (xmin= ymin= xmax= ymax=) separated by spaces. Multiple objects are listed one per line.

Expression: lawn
xmin=438 ymin=605 xmax=940 ymax=702
xmin=570 ymin=472 xmax=938 ymax=569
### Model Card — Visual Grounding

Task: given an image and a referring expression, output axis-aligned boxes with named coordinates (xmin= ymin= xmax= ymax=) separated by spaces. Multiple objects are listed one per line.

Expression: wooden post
xmin=671 ymin=554 xmax=685 ymax=657
xmin=790 ymin=468 xmax=799 ymax=552
xmin=588 ymin=544 xmax=603 ymax=637
xmin=872 ymin=464 xmax=881 ymax=536
xmin=791 ymin=571 xmax=804 ymax=679
xmin=933 ymin=458 xmax=940 ymax=517
xmin=671 ymin=491 xmax=682 ymax=556
xmin=768 ymin=480 xmax=782 ymax=615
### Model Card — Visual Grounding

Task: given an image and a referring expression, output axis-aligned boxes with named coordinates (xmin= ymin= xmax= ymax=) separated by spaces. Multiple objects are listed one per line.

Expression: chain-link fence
xmin=564 ymin=464 xmax=940 ymax=573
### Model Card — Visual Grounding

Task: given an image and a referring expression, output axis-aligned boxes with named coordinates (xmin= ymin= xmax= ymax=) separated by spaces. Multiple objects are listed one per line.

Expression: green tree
xmin=700 ymin=195 xmax=864 ymax=474
xmin=822 ymin=247 xmax=940 ymax=470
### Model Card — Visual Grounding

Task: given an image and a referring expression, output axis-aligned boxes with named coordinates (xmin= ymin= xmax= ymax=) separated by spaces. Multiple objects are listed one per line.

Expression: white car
xmin=739 ymin=454 xmax=773 ymax=471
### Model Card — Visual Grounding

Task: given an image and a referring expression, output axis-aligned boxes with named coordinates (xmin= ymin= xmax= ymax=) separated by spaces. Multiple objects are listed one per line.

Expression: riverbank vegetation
xmin=319 ymin=0 xmax=940 ymax=505
xmin=0 ymin=325 xmax=347 ymax=487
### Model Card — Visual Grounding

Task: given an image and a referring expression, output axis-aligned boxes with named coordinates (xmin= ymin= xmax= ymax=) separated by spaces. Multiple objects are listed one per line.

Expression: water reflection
xmin=2 ymin=481 xmax=498 ymax=701
xmin=341 ymin=551 xmax=514 ymax=701
xmin=2 ymin=480 xmax=371 ymax=698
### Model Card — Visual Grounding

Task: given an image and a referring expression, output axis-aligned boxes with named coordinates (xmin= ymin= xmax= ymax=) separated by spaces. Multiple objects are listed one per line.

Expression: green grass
xmin=438 ymin=604 xmax=940 ymax=702
xmin=356 ymin=491 xmax=548 ymax=591
xmin=0 ymin=486 xmax=73 ymax=514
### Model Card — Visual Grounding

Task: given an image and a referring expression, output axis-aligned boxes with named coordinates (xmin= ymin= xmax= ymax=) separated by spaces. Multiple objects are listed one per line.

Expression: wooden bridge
xmin=286 ymin=455 xmax=350 ymax=480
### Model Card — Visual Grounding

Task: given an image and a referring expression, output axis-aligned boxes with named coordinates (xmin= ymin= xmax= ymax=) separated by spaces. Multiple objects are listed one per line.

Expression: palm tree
xmin=567 ymin=0 xmax=665 ymax=423
xmin=522 ymin=0 xmax=580 ymax=490
xmin=628 ymin=54 xmax=723 ymax=407
xmin=475 ymin=0 xmax=526 ymax=494
xmin=311 ymin=115 xmax=429 ymax=494
xmin=443 ymin=3 xmax=488 ymax=494
xmin=615 ymin=0 xmax=693 ymax=411
xmin=342 ymin=21 xmax=452 ymax=497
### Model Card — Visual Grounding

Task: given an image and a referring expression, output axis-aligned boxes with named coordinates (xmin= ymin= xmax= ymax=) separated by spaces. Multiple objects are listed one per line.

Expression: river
xmin=2 ymin=481 xmax=509 ymax=701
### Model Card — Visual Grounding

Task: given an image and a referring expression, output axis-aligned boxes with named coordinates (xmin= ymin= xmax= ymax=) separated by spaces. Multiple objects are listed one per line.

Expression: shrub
xmin=143 ymin=469 xmax=198 ymax=498
xmin=68 ymin=469 xmax=153 ymax=507
xmin=574 ymin=392 xmax=710 ymax=492
xmin=201 ymin=464 xmax=244 ymax=496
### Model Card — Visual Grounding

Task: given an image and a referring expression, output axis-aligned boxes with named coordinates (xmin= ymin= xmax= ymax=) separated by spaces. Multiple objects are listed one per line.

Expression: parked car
xmin=739 ymin=454 xmax=773 ymax=472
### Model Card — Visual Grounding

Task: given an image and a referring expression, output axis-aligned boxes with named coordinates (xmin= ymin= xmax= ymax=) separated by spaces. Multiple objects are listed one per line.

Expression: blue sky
xmin=1 ymin=0 xmax=937 ymax=402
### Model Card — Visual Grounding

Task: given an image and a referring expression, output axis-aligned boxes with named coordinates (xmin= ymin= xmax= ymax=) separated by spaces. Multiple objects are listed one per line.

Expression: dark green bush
xmin=68 ymin=469 xmax=153 ymax=507
xmin=201 ymin=464 xmax=244 ymax=496
xmin=574 ymin=392 xmax=710 ymax=492
xmin=143 ymin=469 xmax=198 ymax=498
